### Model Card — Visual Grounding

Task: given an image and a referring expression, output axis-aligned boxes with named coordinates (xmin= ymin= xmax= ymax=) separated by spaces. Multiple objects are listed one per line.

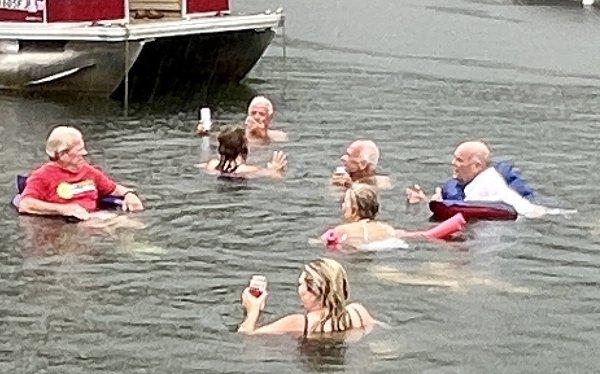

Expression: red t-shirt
xmin=21 ymin=162 xmax=117 ymax=212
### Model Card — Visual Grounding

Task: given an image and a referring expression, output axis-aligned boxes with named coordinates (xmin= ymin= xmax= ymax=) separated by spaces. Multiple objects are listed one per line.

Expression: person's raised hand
xmin=330 ymin=173 xmax=353 ymax=188
xmin=430 ymin=187 xmax=442 ymax=202
xmin=195 ymin=121 xmax=209 ymax=136
xmin=245 ymin=116 xmax=267 ymax=138
xmin=267 ymin=151 xmax=287 ymax=172
xmin=241 ymin=287 xmax=268 ymax=312
xmin=405 ymin=184 xmax=428 ymax=204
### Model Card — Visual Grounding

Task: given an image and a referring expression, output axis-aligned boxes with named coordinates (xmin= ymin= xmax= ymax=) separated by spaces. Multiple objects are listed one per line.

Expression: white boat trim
xmin=0 ymin=12 xmax=282 ymax=41
xmin=27 ymin=66 xmax=87 ymax=85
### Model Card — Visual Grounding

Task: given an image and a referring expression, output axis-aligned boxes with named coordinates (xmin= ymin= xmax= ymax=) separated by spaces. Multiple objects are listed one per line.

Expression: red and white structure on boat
xmin=0 ymin=0 xmax=283 ymax=97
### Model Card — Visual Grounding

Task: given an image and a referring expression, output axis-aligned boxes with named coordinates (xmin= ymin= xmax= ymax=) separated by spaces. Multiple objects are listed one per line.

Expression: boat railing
xmin=0 ymin=0 xmax=230 ymax=24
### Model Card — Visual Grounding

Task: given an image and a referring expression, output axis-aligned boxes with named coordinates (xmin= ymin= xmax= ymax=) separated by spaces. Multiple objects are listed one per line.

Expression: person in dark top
xmin=198 ymin=125 xmax=287 ymax=179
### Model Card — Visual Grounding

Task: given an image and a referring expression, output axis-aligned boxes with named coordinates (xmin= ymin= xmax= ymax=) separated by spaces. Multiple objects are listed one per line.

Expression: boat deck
xmin=129 ymin=14 xmax=181 ymax=24
xmin=0 ymin=11 xmax=283 ymax=42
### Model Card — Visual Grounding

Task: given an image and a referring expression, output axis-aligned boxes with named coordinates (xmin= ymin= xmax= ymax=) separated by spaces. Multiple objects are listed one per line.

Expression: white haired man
xmin=330 ymin=140 xmax=391 ymax=189
xmin=405 ymin=140 xmax=547 ymax=217
xmin=195 ymin=95 xmax=288 ymax=143
xmin=19 ymin=126 xmax=144 ymax=221
xmin=244 ymin=95 xmax=288 ymax=143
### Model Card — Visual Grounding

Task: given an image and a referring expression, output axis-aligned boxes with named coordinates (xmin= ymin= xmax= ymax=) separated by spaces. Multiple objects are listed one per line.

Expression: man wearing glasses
xmin=18 ymin=126 xmax=144 ymax=221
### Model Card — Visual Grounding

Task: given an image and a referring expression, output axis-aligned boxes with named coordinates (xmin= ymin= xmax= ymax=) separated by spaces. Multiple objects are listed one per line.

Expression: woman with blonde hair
xmin=199 ymin=125 xmax=287 ymax=178
xmin=323 ymin=183 xmax=398 ymax=249
xmin=238 ymin=258 xmax=376 ymax=335
xmin=322 ymin=184 xmax=465 ymax=249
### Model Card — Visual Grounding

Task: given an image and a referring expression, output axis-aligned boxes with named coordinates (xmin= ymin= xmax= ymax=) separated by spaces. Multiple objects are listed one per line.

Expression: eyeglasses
xmin=60 ymin=145 xmax=86 ymax=155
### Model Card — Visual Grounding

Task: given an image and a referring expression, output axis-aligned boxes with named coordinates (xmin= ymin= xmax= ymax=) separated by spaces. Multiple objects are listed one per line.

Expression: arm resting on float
xmin=110 ymin=184 xmax=144 ymax=212
xmin=500 ymin=187 xmax=545 ymax=218
xmin=111 ymin=184 xmax=136 ymax=197
xmin=18 ymin=196 xmax=85 ymax=218
xmin=375 ymin=176 xmax=393 ymax=190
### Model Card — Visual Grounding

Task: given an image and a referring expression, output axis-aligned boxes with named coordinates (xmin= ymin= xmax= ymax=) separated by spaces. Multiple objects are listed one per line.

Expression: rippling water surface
xmin=1 ymin=0 xmax=600 ymax=372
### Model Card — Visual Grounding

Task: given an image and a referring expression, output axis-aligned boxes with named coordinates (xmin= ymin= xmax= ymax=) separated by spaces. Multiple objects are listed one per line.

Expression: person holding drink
xmin=195 ymin=96 xmax=288 ymax=143
xmin=238 ymin=258 xmax=376 ymax=336
xmin=330 ymin=140 xmax=391 ymax=190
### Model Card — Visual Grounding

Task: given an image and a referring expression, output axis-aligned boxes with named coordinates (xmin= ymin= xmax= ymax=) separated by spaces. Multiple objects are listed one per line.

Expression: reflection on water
xmin=372 ymin=263 xmax=531 ymax=293
xmin=297 ymin=336 xmax=348 ymax=371
xmin=2 ymin=0 xmax=600 ymax=372
xmin=18 ymin=215 xmax=99 ymax=259
xmin=17 ymin=214 xmax=148 ymax=259
xmin=512 ymin=0 xmax=591 ymax=6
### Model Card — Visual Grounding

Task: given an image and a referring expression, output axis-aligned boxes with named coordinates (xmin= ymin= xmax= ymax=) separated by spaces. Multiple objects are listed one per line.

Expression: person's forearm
xmin=501 ymin=188 xmax=538 ymax=216
xmin=238 ymin=309 xmax=260 ymax=333
xmin=19 ymin=197 xmax=67 ymax=216
xmin=111 ymin=184 xmax=135 ymax=197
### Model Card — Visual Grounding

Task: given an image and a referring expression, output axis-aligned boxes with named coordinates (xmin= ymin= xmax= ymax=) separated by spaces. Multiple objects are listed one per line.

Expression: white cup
xmin=200 ymin=107 xmax=212 ymax=131
xmin=249 ymin=275 xmax=267 ymax=297
xmin=334 ymin=166 xmax=348 ymax=176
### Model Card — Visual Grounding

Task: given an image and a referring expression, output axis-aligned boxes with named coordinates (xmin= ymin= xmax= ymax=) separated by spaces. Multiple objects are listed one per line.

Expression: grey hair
xmin=45 ymin=126 xmax=82 ymax=158
xmin=247 ymin=95 xmax=274 ymax=116
xmin=355 ymin=140 xmax=380 ymax=168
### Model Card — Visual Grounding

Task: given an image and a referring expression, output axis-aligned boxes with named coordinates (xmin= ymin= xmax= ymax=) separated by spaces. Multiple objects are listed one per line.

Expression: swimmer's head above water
xmin=216 ymin=125 xmax=248 ymax=173
xmin=341 ymin=140 xmax=379 ymax=175
xmin=247 ymin=95 xmax=274 ymax=126
xmin=299 ymin=258 xmax=351 ymax=330
xmin=342 ymin=183 xmax=379 ymax=222
xmin=245 ymin=95 xmax=274 ymax=140
xmin=452 ymin=140 xmax=491 ymax=184
xmin=45 ymin=126 xmax=88 ymax=171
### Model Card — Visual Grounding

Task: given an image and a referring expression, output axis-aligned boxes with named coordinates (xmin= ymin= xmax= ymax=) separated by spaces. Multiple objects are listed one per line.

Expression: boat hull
xmin=0 ymin=40 xmax=144 ymax=94
xmin=0 ymin=12 xmax=282 ymax=97
xmin=0 ymin=28 xmax=273 ymax=97
xmin=114 ymin=28 xmax=275 ymax=99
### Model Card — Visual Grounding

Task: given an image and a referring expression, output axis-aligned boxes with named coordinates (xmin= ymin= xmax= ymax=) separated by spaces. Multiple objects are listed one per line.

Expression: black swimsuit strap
xmin=348 ymin=305 xmax=364 ymax=328
xmin=303 ymin=313 xmax=309 ymax=337
xmin=355 ymin=308 xmax=364 ymax=327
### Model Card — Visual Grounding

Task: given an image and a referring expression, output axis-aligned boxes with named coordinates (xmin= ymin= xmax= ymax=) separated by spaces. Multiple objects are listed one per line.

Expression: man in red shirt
xmin=19 ymin=126 xmax=144 ymax=221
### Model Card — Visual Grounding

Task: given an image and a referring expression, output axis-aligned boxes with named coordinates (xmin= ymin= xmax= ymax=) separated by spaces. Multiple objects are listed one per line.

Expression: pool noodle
xmin=401 ymin=213 xmax=466 ymax=240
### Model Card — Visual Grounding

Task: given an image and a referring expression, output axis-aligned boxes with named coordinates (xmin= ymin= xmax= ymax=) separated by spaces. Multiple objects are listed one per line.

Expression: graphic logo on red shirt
xmin=56 ymin=180 xmax=97 ymax=200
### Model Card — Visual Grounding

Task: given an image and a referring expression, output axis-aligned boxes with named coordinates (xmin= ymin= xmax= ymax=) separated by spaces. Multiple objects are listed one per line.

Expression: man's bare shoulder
xmin=375 ymin=175 xmax=392 ymax=190
xmin=355 ymin=175 xmax=392 ymax=190
xmin=267 ymin=129 xmax=288 ymax=142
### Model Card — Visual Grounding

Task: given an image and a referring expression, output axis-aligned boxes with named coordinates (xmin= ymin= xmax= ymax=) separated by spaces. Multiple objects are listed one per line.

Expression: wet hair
xmin=216 ymin=125 xmax=248 ymax=173
xmin=344 ymin=183 xmax=379 ymax=221
xmin=45 ymin=126 xmax=82 ymax=161
xmin=302 ymin=258 xmax=353 ymax=332
xmin=248 ymin=95 xmax=274 ymax=116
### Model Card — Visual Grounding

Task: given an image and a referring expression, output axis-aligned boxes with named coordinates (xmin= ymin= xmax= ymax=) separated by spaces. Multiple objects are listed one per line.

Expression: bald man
xmin=406 ymin=141 xmax=545 ymax=217
xmin=331 ymin=140 xmax=392 ymax=190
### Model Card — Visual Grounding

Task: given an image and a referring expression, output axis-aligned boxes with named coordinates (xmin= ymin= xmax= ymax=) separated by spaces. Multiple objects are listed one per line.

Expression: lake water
xmin=1 ymin=0 xmax=600 ymax=372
